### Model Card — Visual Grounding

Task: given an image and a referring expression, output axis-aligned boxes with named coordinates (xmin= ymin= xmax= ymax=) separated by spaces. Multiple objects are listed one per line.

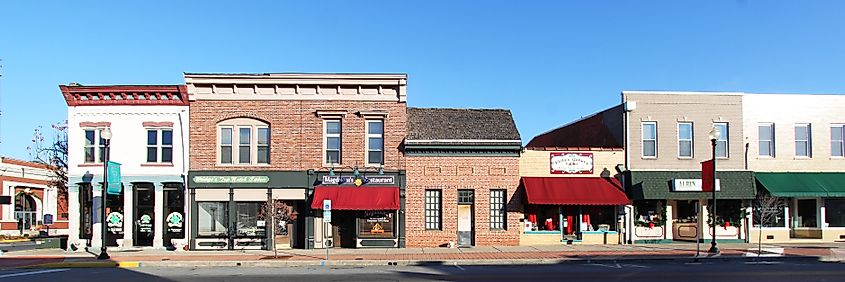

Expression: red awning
xmin=522 ymin=177 xmax=629 ymax=205
xmin=310 ymin=186 xmax=400 ymax=210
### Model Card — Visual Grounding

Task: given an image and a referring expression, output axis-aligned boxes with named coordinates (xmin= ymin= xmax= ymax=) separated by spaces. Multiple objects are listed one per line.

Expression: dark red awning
xmin=522 ymin=177 xmax=629 ymax=205
xmin=310 ymin=186 xmax=400 ymax=210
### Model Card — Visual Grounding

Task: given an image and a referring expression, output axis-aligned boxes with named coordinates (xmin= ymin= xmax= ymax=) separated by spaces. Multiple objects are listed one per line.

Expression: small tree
xmin=27 ymin=121 xmax=69 ymax=217
xmin=752 ymin=190 xmax=786 ymax=256
xmin=260 ymin=199 xmax=298 ymax=258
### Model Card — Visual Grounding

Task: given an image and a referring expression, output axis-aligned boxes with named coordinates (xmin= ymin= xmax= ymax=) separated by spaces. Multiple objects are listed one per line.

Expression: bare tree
xmin=753 ymin=189 xmax=786 ymax=256
xmin=27 ymin=121 xmax=68 ymax=215
xmin=260 ymin=199 xmax=298 ymax=258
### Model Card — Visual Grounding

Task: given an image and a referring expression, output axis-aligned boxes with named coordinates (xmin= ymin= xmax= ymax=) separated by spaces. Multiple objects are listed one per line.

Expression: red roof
xmin=522 ymin=177 xmax=629 ymax=205
xmin=59 ymin=85 xmax=188 ymax=106
xmin=311 ymin=186 xmax=400 ymax=210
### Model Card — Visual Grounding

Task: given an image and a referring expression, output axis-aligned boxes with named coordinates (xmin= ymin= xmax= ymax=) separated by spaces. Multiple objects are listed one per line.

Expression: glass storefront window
xmin=525 ymin=204 xmax=560 ymax=231
xmin=358 ymin=211 xmax=395 ymax=239
xmin=634 ymin=200 xmax=663 ymax=227
xmin=796 ymin=199 xmax=818 ymax=228
xmin=753 ymin=201 xmax=786 ymax=228
xmin=581 ymin=206 xmax=616 ymax=231
xmin=825 ymin=199 xmax=845 ymax=227
xmin=675 ymin=200 xmax=698 ymax=223
xmin=198 ymin=202 xmax=228 ymax=237
xmin=236 ymin=202 xmax=266 ymax=237
xmin=707 ymin=199 xmax=743 ymax=226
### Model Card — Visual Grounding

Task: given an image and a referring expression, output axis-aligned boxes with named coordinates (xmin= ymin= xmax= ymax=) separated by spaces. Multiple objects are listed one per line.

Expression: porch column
xmin=67 ymin=184 xmax=81 ymax=249
xmin=819 ymin=198 xmax=826 ymax=229
xmin=92 ymin=184 xmax=104 ymax=249
xmin=154 ymin=183 xmax=165 ymax=248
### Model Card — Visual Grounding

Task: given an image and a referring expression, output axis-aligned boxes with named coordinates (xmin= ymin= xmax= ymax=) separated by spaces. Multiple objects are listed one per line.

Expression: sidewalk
xmin=2 ymin=243 xmax=842 ymax=268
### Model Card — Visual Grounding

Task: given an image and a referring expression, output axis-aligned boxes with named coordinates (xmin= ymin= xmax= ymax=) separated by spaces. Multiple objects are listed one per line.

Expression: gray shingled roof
xmin=406 ymin=108 xmax=521 ymax=144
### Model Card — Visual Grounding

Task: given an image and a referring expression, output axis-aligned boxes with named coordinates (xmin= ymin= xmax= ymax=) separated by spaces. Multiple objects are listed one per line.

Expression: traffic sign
xmin=323 ymin=210 xmax=332 ymax=223
xmin=323 ymin=199 xmax=332 ymax=211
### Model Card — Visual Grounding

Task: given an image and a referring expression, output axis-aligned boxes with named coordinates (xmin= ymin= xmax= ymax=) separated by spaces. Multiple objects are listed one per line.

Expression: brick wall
xmin=190 ymin=100 xmax=406 ymax=171
xmin=405 ymin=156 xmax=521 ymax=247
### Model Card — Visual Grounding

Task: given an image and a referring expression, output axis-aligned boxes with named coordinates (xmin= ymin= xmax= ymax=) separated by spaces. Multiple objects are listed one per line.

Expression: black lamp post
xmin=708 ymin=127 xmax=721 ymax=255
xmin=98 ymin=128 xmax=112 ymax=260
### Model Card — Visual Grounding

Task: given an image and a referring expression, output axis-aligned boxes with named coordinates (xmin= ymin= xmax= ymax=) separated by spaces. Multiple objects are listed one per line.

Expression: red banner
xmin=701 ymin=160 xmax=714 ymax=192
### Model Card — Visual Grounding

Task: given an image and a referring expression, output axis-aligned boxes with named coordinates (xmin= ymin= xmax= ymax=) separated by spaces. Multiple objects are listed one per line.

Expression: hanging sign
xmin=550 ymin=152 xmax=594 ymax=174
xmin=107 ymin=161 xmax=122 ymax=195
xmin=166 ymin=212 xmax=184 ymax=233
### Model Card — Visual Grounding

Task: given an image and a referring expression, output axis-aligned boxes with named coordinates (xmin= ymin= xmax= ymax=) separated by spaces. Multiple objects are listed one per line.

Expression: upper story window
xmin=146 ymin=128 xmax=173 ymax=163
xmin=324 ymin=120 xmax=342 ymax=165
xmin=218 ymin=118 xmax=270 ymax=165
xmin=677 ymin=122 xmax=693 ymax=158
xmin=758 ymin=123 xmax=775 ymax=157
xmin=642 ymin=122 xmax=657 ymax=158
xmin=714 ymin=123 xmax=729 ymax=158
xmin=365 ymin=120 xmax=384 ymax=166
xmin=832 ymin=124 xmax=844 ymax=157
xmin=83 ymin=129 xmax=107 ymax=163
xmin=795 ymin=123 xmax=812 ymax=158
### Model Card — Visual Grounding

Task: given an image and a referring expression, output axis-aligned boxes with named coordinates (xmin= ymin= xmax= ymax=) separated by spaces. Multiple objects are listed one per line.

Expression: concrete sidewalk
xmin=2 ymin=243 xmax=842 ymax=268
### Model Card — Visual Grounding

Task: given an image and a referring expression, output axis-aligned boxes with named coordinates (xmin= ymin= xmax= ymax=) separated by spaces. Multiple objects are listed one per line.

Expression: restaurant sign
xmin=321 ymin=175 xmax=395 ymax=185
xmin=193 ymin=175 xmax=270 ymax=184
xmin=550 ymin=152 xmax=593 ymax=174
xmin=672 ymin=179 xmax=721 ymax=192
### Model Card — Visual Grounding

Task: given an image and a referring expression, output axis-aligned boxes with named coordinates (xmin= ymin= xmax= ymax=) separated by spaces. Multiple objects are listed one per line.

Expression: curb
xmin=0 ymin=239 xmax=34 ymax=243
xmin=28 ymin=261 xmax=140 ymax=268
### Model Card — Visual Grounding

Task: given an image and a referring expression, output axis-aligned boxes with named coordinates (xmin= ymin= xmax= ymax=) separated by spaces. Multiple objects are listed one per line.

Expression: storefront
xmin=625 ymin=171 xmax=755 ymax=244
xmin=308 ymin=171 xmax=406 ymax=248
xmin=753 ymin=172 xmax=845 ymax=242
xmin=188 ymin=171 xmax=308 ymax=250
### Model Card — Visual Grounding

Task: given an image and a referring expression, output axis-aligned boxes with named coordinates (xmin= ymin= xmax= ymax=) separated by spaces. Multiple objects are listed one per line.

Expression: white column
xmin=744 ymin=202 xmax=753 ymax=241
xmin=67 ymin=185 xmax=81 ymax=249
xmin=122 ymin=183 xmax=133 ymax=248
xmin=664 ymin=202 xmax=674 ymax=240
xmin=92 ymin=184 xmax=104 ymax=249
xmin=819 ymin=198 xmax=826 ymax=229
xmin=154 ymin=183 xmax=165 ymax=248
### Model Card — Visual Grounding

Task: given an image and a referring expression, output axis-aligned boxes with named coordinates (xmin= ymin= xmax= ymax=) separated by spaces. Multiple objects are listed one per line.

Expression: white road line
xmin=453 ymin=262 xmax=465 ymax=271
xmin=623 ymin=264 xmax=650 ymax=268
xmin=0 ymin=268 xmax=69 ymax=278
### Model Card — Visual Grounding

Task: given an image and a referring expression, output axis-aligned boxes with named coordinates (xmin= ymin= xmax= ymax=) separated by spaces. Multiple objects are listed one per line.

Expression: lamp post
xmin=708 ymin=127 xmax=721 ymax=255
xmin=98 ymin=128 xmax=112 ymax=260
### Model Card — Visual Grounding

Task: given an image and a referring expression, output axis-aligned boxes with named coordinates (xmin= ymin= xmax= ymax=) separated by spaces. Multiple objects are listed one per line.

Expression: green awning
xmin=627 ymin=171 xmax=756 ymax=200
xmin=755 ymin=172 xmax=845 ymax=197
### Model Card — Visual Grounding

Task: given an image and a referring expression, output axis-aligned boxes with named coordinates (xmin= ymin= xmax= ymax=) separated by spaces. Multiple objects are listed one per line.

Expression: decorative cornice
xmin=315 ymin=110 xmax=348 ymax=118
xmin=357 ymin=110 xmax=389 ymax=118
xmin=142 ymin=121 xmax=174 ymax=128
xmin=185 ymin=73 xmax=407 ymax=102
xmin=60 ymin=85 xmax=189 ymax=106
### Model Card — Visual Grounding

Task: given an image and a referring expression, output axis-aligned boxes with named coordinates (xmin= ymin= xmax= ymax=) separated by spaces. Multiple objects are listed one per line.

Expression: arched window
xmin=218 ymin=118 xmax=270 ymax=165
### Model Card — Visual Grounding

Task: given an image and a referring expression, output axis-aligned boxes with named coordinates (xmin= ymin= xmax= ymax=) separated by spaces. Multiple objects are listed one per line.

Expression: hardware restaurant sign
xmin=192 ymin=176 xmax=270 ymax=184
xmin=550 ymin=152 xmax=594 ymax=174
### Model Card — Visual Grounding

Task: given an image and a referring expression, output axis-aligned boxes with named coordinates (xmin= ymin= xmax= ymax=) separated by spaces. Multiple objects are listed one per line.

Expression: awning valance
xmin=756 ymin=172 xmax=845 ymax=197
xmin=310 ymin=186 xmax=400 ymax=210
xmin=522 ymin=177 xmax=629 ymax=205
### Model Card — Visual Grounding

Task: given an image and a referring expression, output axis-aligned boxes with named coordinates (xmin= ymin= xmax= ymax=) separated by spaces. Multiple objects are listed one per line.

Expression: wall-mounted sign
xmin=193 ymin=175 xmax=270 ymax=184
xmin=550 ymin=152 xmax=594 ymax=174
xmin=321 ymin=175 xmax=394 ymax=185
xmin=672 ymin=179 xmax=721 ymax=192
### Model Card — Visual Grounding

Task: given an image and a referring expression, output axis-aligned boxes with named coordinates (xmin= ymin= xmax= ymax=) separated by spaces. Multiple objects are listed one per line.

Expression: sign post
xmin=323 ymin=200 xmax=332 ymax=262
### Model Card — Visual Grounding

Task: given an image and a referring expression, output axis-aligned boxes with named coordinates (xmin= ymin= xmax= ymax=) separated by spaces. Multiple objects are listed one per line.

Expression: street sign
xmin=323 ymin=199 xmax=332 ymax=211
xmin=107 ymin=161 xmax=122 ymax=195
xmin=43 ymin=214 xmax=53 ymax=225
xmin=323 ymin=210 xmax=332 ymax=223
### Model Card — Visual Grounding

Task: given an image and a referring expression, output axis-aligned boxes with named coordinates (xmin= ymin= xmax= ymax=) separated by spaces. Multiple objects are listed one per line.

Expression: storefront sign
xmin=672 ymin=179 xmax=721 ymax=192
xmin=550 ymin=152 xmax=594 ymax=174
xmin=107 ymin=211 xmax=123 ymax=234
xmin=138 ymin=214 xmax=153 ymax=233
xmin=193 ymin=175 xmax=270 ymax=184
xmin=166 ymin=212 xmax=183 ymax=233
xmin=321 ymin=175 xmax=395 ymax=185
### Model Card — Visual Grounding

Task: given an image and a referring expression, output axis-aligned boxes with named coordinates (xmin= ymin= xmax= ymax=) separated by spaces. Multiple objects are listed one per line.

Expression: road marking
xmin=0 ymin=268 xmax=69 ymax=278
xmin=453 ymin=262 xmax=465 ymax=271
xmin=588 ymin=263 xmax=622 ymax=269
xmin=623 ymin=264 xmax=649 ymax=268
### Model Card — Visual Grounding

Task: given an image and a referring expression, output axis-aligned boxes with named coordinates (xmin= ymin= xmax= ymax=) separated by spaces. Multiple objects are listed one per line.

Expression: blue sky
xmin=1 ymin=1 xmax=844 ymax=160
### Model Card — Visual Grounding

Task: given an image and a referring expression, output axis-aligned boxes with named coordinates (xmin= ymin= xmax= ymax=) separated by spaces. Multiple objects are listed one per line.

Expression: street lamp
xmin=708 ymin=127 xmax=721 ymax=255
xmin=98 ymin=128 xmax=112 ymax=260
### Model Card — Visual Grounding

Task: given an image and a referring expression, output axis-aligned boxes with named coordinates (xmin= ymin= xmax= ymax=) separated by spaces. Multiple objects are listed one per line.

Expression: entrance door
xmin=134 ymin=184 xmax=155 ymax=247
xmin=792 ymin=199 xmax=821 ymax=239
xmin=457 ymin=190 xmax=474 ymax=247
xmin=331 ymin=211 xmax=357 ymax=248
xmin=163 ymin=184 xmax=185 ymax=249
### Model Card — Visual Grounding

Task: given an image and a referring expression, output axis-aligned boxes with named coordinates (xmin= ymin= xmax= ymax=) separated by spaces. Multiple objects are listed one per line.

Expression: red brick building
xmin=404 ymin=108 xmax=522 ymax=247
xmin=186 ymin=73 xmax=409 ymax=250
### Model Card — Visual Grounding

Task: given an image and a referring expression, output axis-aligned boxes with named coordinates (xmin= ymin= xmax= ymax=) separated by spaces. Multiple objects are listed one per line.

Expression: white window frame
xmin=714 ymin=122 xmax=729 ymax=159
xmin=795 ymin=123 xmax=812 ymax=158
xmin=145 ymin=128 xmax=173 ymax=163
xmin=217 ymin=118 xmax=270 ymax=166
xmin=82 ymin=128 xmax=107 ymax=164
xmin=364 ymin=120 xmax=384 ymax=166
xmin=323 ymin=119 xmax=342 ymax=166
xmin=677 ymin=122 xmax=693 ymax=158
xmin=642 ymin=122 xmax=657 ymax=158
xmin=832 ymin=124 xmax=845 ymax=158
xmin=758 ymin=123 xmax=775 ymax=158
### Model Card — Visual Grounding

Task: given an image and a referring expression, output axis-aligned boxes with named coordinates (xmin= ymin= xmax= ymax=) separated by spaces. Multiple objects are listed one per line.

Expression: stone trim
xmin=142 ymin=121 xmax=174 ymax=127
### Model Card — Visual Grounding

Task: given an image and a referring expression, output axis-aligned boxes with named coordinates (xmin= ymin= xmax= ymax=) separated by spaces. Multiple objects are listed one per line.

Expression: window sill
xmin=141 ymin=163 xmax=174 ymax=167
xmin=793 ymin=157 xmax=813 ymax=160
xmin=757 ymin=156 xmax=776 ymax=159
xmin=641 ymin=157 xmax=657 ymax=160
xmin=78 ymin=163 xmax=104 ymax=167
xmin=216 ymin=164 xmax=272 ymax=167
xmin=677 ymin=157 xmax=694 ymax=160
xmin=830 ymin=157 xmax=845 ymax=160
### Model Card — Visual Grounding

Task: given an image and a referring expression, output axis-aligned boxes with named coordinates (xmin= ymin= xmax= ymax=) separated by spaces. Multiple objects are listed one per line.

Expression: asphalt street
xmin=1 ymin=260 xmax=844 ymax=282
